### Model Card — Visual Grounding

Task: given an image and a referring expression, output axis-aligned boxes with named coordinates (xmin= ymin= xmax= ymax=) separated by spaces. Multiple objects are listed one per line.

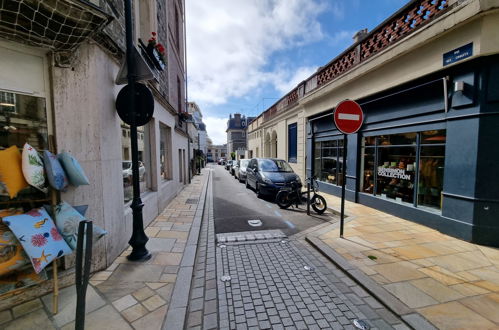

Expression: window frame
xmin=360 ymin=130 xmax=446 ymax=211
xmin=288 ymin=123 xmax=297 ymax=163
xmin=313 ymin=137 xmax=344 ymax=186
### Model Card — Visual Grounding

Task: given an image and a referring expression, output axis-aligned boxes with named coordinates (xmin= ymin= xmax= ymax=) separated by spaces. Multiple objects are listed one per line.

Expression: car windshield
xmin=258 ymin=159 xmax=293 ymax=172
xmin=122 ymin=162 xmax=131 ymax=170
xmin=240 ymin=160 xmax=250 ymax=168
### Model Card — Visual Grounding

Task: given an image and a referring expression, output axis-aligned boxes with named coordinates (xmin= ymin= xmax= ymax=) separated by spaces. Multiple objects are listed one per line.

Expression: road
xmin=185 ymin=164 xmax=407 ymax=329
xmin=212 ymin=163 xmax=330 ymax=235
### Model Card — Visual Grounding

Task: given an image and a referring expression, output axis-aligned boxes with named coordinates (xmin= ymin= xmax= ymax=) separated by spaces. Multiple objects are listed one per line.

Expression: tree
xmin=230 ymin=152 xmax=236 ymax=160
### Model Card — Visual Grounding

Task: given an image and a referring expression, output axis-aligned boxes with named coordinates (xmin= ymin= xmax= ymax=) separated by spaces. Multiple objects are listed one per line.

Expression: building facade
xmin=247 ymin=0 xmax=499 ymax=246
xmin=0 ymin=0 xmax=188 ymax=306
xmin=226 ymin=113 xmax=254 ymax=158
xmin=207 ymin=143 xmax=227 ymax=163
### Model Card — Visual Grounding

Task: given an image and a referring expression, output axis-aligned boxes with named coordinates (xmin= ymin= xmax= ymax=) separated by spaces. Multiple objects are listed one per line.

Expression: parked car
xmin=218 ymin=157 xmax=226 ymax=165
xmin=245 ymin=158 xmax=301 ymax=198
xmin=225 ymin=160 xmax=233 ymax=170
xmin=123 ymin=161 xmax=146 ymax=181
xmin=230 ymin=160 xmax=238 ymax=176
xmin=235 ymin=159 xmax=250 ymax=182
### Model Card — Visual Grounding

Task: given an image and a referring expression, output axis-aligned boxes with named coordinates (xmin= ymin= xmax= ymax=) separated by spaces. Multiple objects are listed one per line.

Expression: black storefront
xmin=306 ymin=55 xmax=499 ymax=247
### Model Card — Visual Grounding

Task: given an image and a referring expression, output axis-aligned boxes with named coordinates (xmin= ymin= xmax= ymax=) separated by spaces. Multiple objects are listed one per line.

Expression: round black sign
xmin=116 ymin=83 xmax=154 ymax=126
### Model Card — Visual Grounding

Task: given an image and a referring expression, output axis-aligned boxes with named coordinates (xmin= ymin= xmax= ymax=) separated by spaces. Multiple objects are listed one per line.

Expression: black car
xmin=245 ymin=158 xmax=301 ymax=198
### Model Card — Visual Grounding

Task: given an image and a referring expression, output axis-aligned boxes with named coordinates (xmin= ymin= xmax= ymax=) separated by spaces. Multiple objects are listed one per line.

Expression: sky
xmin=186 ymin=0 xmax=409 ymax=145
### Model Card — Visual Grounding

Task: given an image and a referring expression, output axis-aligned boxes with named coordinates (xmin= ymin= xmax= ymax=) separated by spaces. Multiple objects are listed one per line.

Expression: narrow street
xmin=185 ymin=165 xmax=410 ymax=330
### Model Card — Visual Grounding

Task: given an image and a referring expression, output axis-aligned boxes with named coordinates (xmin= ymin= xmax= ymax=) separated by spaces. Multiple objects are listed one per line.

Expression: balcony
xmin=0 ymin=0 xmax=111 ymax=53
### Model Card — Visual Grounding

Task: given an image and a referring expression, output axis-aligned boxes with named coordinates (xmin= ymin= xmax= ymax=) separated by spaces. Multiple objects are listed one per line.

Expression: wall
xmin=52 ymin=42 xmax=189 ymax=267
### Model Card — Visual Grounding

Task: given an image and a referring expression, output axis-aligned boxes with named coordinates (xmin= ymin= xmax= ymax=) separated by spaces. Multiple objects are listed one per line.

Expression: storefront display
xmin=360 ymin=130 xmax=446 ymax=211
xmin=313 ymin=139 xmax=344 ymax=185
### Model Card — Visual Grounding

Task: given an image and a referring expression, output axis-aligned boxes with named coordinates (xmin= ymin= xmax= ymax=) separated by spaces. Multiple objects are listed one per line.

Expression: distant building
xmin=207 ymin=143 xmax=227 ymax=162
xmin=226 ymin=113 xmax=255 ymax=158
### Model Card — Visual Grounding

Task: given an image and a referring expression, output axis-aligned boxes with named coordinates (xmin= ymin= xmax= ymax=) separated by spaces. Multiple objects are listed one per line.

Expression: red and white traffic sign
xmin=333 ymin=100 xmax=364 ymax=134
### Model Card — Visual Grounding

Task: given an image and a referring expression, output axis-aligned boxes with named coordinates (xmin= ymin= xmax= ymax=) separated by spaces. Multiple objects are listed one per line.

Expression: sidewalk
xmin=0 ymin=169 xmax=209 ymax=330
xmin=308 ymin=194 xmax=499 ymax=329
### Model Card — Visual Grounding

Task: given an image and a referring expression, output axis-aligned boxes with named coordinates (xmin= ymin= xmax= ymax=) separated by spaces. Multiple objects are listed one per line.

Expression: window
xmin=288 ymin=123 xmax=297 ymax=163
xmin=177 ymin=77 xmax=182 ymax=113
xmin=313 ymin=139 xmax=344 ymax=185
xmin=122 ymin=123 xmax=150 ymax=203
xmin=360 ymin=130 xmax=446 ymax=211
xmin=174 ymin=6 xmax=180 ymax=51
xmin=160 ymin=124 xmax=172 ymax=180
xmin=0 ymin=91 xmax=48 ymax=199
xmin=0 ymin=91 xmax=48 ymax=150
xmin=0 ymin=91 xmax=16 ymax=113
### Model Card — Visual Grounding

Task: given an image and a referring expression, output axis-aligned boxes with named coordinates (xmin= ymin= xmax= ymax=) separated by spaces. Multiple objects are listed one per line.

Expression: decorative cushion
xmin=43 ymin=150 xmax=68 ymax=191
xmin=3 ymin=208 xmax=72 ymax=273
xmin=0 ymin=267 xmax=47 ymax=295
xmin=58 ymin=151 xmax=90 ymax=186
xmin=49 ymin=201 xmax=107 ymax=250
xmin=43 ymin=204 xmax=88 ymax=217
xmin=0 ymin=146 xmax=29 ymax=198
xmin=0 ymin=208 xmax=29 ymax=276
xmin=22 ymin=143 xmax=47 ymax=193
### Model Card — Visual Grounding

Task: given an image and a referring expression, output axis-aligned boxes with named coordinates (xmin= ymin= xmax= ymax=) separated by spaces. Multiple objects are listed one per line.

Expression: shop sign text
xmin=377 ymin=167 xmax=411 ymax=180
xmin=443 ymin=43 xmax=473 ymax=66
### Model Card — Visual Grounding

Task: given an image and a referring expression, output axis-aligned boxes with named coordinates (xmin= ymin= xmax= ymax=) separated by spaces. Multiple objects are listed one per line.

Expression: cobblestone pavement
xmin=186 ymin=167 xmax=411 ymax=330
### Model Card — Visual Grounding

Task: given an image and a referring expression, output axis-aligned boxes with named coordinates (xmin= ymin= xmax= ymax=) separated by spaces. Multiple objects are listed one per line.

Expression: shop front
xmin=307 ymin=56 xmax=499 ymax=247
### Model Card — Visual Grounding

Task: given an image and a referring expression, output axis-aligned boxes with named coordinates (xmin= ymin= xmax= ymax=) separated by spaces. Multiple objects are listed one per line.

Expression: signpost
xmin=333 ymin=100 xmax=364 ymax=238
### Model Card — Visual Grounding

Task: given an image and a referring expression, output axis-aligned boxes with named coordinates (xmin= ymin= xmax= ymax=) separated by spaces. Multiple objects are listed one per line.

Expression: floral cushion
xmin=22 ymin=143 xmax=47 ymax=193
xmin=49 ymin=201 xmax=107 ymax=250
xmin=0 ymin=208 xmax=29 ymax=276
xmin=0 ymin=266 xmax=47 ymax=295
xmin=43 ymin=150 xmax=68 ymax=191
xmin=0 ymin=146 xmax=29 ymax=198
xmin=3 ymin=208 xmax=72 ymax=273
xmin=58 ymin=151 xmax=90 ymax=186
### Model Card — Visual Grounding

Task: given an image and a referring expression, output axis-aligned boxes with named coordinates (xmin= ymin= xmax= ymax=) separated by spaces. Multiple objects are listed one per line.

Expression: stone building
xmin=247 ymin=0 xmax=499 ymax=246
xmin=0 ymin=0 xmax=188 ymax=307
xmin=226 ymin=113 xmax=254 ymax=159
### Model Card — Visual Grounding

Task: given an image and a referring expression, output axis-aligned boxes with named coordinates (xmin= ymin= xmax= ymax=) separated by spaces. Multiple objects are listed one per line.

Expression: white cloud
xmin=186 ymin=0 xmax=327 ymax=106
xmin=270 ymin=66 xmax=318 ymax=94
xmin=204 ymin=116 xmax=227 ymax=145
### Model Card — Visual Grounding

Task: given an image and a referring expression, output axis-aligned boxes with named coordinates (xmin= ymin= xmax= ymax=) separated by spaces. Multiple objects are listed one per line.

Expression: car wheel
xmin=256 ymin=183 xmax=263 ymax=198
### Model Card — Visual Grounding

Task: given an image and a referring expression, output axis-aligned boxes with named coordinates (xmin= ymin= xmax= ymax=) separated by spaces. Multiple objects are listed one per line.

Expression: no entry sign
xmin=333 ymin=100 xmax=364 ymax=134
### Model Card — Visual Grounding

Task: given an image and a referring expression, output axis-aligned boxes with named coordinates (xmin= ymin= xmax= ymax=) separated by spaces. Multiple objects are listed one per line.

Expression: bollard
xmin=307 ymin=181 xmax=311 ymax=215
xmin=75 ymin=220 xmax=93 ymax=330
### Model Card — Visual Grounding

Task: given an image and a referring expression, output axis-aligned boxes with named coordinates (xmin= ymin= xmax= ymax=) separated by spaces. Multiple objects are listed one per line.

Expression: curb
xmin=305 ymin=235 xmax=437 ymax=330
xmin=162 ymin=169 xmax=212 ymax=330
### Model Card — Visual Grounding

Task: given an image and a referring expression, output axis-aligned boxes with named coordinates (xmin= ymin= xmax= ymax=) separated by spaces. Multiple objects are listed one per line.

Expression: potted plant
xmin=146 ymin=32 xmax=166 ymax=71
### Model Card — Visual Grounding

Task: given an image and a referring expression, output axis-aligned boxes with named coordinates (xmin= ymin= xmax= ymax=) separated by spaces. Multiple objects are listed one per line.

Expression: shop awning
xmin=0 ymin=0 xmax=112 ymax=52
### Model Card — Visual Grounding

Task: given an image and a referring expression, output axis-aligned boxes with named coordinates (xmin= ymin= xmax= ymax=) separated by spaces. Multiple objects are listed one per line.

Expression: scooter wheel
xmin=311 ymin=195 xmax=327 ymax=214
xmin=276 ymin=191 xmax=293 ymax=209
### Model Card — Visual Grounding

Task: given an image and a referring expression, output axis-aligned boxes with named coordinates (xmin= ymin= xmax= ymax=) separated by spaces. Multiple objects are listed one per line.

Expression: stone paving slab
xmin=1 ymin=170 xmax=210 ymax=330
xmin=309 ymin=192 xmax=499 ymax=329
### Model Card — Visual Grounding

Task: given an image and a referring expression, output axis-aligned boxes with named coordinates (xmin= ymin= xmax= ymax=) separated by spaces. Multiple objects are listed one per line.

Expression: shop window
xmin=0 ymin=91 xmax=48 ymax=200
xmin=360 ymin=130 xmax=446 ymax=211
xmin=313 ymin=139 xmax=344 ymax=185
xmin=288 ymin=123 xmax=297 ymax=163
xmin=122 ymin=122 xmax=150 ymax=204
xmin=160 ymin=124 xmax=172 ymax=180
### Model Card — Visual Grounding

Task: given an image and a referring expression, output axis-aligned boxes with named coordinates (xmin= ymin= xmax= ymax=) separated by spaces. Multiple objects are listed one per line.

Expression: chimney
xmin=353 ymin=29 xmax=368 ymax=43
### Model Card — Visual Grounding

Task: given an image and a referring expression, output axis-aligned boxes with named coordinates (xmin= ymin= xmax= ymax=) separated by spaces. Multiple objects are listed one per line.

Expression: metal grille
xmin=0 ymin=0 xmax=110 ymax=52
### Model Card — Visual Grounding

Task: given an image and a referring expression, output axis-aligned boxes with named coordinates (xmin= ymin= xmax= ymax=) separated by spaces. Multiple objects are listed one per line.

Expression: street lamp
xmin=123 ymin=0 xmax=151 ymax=262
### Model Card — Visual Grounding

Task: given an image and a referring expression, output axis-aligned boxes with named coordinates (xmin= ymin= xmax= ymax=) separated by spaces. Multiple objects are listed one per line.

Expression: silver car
xmin=235 ymin=159 xmax=250 ymax=183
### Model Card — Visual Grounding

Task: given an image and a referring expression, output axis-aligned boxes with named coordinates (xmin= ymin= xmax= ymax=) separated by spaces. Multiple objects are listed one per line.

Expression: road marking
xmin=338 ymin=113 xmax=360 ymax=121
xmin=265 ymin=204 xmax=272 ymax=209
xmin=284 ymin=220 xmax=295 ymax=228
xmin=274 ymin=210 xmax=282 ymax=217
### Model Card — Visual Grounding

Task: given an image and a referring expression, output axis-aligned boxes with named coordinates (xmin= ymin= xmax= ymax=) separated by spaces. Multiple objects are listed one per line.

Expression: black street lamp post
xmin=124 ymin=0 xmax=151 ymax=261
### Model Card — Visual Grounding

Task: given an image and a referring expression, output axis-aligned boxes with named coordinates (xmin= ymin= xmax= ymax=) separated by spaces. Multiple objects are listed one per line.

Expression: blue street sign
xmin=443 ymin=43 xmax=473 ymax=66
